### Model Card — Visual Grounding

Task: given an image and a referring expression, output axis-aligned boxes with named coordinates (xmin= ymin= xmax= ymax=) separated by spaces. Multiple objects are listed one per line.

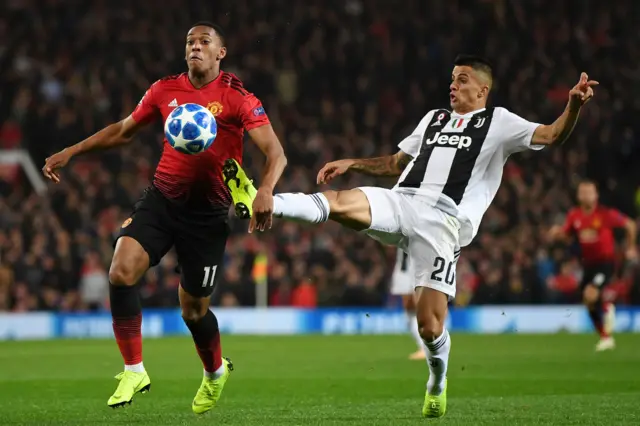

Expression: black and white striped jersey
xmin=393 ymin=107 xmax=544 ymax=247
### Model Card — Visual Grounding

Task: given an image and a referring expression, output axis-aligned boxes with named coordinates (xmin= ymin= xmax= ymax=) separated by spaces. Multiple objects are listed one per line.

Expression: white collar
xmin=451 ymin=107 xmax=486 ymax=118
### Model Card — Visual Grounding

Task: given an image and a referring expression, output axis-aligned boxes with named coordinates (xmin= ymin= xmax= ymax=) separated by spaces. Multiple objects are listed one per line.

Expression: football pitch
xmin=1 ymin=334 xmax=638 ymax=425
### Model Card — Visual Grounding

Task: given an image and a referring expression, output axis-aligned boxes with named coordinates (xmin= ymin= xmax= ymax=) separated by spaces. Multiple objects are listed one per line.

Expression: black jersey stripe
xmin=399 ymin=108 xmax=494 ymax=206
xmin=399 ymin=110 xmax=451 ymax=188
xmin=441 ymin=108 xmax=494 ymax=204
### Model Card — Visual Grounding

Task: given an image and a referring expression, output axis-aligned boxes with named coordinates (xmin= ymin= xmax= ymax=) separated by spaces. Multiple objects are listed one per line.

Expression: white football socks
xmin=273 ymin=193 xmax=330 ymax=223
xmin=424 ymin=329 xmax=451 ymax=395
xmin=408 ymin=314 xmax=425 ymax=352
xmin=124 ymin=362 xmax=145 ymax=373
xmin=204 ymin=363 xmax=226 ymax=379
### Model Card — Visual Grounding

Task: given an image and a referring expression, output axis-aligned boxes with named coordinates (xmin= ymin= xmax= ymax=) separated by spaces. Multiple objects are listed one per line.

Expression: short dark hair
xmin=454 ymin=54 xmax=493 ymax=71
xmin=454 ymin=54 xmax=493 ymax=87
xmin=190 ymin=21 xmax=226 ymax=45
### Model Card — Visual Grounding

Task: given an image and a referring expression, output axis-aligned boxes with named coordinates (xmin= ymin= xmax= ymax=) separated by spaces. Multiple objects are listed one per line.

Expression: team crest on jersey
xmin=207 ymin=101 xmax=223 ymax=116
xmin=592 ymin=218 xmax=601 ymax=228
xmin=474 ymin=117 xmax=486 ymax=128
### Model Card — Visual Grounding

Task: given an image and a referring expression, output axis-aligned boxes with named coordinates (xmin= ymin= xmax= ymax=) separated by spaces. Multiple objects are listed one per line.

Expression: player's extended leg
xmin=272 ymin=189 xmax=373 ymax=230
xmin=222 ymin=159 xmax=257 ymax=219
xmin=583 ymin=284 xmax=615 ymax=351
xmin=107 ymin=236 xmax=152 ymax=408
xmin=416 ymin=287 xmax=451 ymax=418
xmin=175 ymin=220 xmax=233 ymax=414
xmin=179 ymin=287 xmax=233 ymax=414
xmin=403 ymin=295 xmax=426 ymax=360
xmin=107 ymin=187 xmax=175 ymax=407
xmin=222 ymin=157 xmax=373 ymax=229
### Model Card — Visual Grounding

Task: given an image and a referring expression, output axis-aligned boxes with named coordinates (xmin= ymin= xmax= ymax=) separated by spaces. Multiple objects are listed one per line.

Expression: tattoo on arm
xmin=396 ymin=152 xmax=412 ymax=170
xmin=350 ymin=151 xmax=413 ymax=177
xmin=350 ymin=156 xmax=397 ymax=176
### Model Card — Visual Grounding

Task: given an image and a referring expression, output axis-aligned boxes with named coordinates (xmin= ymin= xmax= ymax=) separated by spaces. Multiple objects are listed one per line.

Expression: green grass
xmin=0 ymin=334 xmax=639 ymax=425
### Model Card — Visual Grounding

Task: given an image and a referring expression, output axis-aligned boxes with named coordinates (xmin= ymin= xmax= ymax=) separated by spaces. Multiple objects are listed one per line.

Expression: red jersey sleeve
xmin=605 ymin=208 xmax=628 ymax=228
xmin=562 ymin=210 xmax=575 ymax=235
xmin=238 ymin=94 xmax=270 ymax=131
xmin=131 ymin=81 xmax=161 ymax=124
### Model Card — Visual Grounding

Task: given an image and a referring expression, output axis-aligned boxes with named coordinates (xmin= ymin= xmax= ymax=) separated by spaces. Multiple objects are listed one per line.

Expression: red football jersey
xmin=562 ymin=206 xmax=628 ymax=265
xmin=131 ymin=71 xmax=270 ymax=214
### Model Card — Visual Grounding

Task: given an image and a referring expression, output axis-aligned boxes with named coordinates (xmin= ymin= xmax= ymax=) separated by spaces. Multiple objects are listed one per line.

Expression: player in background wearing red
xmin=42 ymin=22 xmax=286 ymax=412
xmin=549 ymin=181 xmax=637 ymax=351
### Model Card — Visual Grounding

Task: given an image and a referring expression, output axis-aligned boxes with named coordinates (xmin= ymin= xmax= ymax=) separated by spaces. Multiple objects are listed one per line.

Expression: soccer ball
xmin=164 ymin=103 xmax=217 ymax=155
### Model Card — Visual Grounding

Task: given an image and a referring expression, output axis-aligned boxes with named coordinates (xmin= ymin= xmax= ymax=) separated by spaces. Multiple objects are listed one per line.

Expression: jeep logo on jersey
xmin=425 ymin=132 xmax=472 ymax=149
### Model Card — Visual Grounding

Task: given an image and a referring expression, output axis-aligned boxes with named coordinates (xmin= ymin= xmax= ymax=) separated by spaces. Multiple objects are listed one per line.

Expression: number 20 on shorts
xmin=202 ymin=265 xmax=218 ymax=287
xmin=431 ymin=256 xmax=455 ymax=285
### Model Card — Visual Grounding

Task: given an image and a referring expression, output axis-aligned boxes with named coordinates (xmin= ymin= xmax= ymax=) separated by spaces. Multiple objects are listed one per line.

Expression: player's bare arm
xmin=532 ymin=72 xmax=599 ymax=146
xmin=548 ymin=225 xmax=569 ymax=243
xmin=317 ymin=151 xmax=413 ymax=184
xmin=623 ymin=218 xmax=638 ymax=260
xmin=247 ymin=124 xmax=287 ymax=232
xmin=42 ymin=115 xmax=146 ymax=183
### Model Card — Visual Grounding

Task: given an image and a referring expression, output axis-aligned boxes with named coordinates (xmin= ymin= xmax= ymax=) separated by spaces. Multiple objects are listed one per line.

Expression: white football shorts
xmin=390 ymin=249 xmax=413 ymax=295
xmin=358 ymin=187 xmax=461 ymax=299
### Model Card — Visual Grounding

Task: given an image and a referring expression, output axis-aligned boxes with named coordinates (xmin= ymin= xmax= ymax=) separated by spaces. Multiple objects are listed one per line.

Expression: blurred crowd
xmin=1 ymin=0 xmax=639 ymax=312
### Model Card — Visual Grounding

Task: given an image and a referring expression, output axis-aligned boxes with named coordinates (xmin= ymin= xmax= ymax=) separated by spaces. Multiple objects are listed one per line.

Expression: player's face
xmin=186 ymin=26 xmax=226 ymax=74
xmin=450 ymin=66 xmax=486 ymax=113
xmin=577 ymin=183 xmax=598 ymax=208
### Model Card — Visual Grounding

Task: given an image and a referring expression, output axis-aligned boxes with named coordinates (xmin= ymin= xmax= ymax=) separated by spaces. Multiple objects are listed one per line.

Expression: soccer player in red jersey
xmin=549 ymin=180 xmax=637 ymax=351
xmin=42 ymin=22 xmax=287 ymax=411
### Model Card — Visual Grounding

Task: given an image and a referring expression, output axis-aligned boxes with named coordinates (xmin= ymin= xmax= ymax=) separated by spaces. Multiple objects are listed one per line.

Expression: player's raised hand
xmin=569 ymin=72 xmax=599 ymax=108
xmin=317 ymin=159 xmax=355 ymax=185
xmin=547 ymin=225 xmax=564 ymax=243
xmin=250 ymin=187 xmax=274 ymax=233
xmin=42 ymin=149 xmax=72 ymax=183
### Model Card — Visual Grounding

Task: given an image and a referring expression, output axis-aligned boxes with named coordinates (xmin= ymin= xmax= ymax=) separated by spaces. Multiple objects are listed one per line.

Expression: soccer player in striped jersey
xmin=225 ymin=55 xmax=597 ymax=418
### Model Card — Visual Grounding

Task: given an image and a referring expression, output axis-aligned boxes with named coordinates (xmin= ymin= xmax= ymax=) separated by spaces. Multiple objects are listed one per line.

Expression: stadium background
xmin=0 ymin=0 xmax=639 ymax=326
xmin=2 ymin=2 xmax=640 ymax=425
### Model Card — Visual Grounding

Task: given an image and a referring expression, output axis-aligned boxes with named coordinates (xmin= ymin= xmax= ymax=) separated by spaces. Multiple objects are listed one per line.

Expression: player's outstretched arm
xmin=42 ymin=115 xmax=145 ymax=183
xmin=548 ymin=225 xmax=569 ymax=243
xmin=622 ymin=218 xmax=638 ymax=261
xmin=531 ymin=72 xmax=599 ymax=146
xmin=317 ymin=151 xmax=412 ymax=184
xmin=247 ymin=124 xmax=287 ymax=232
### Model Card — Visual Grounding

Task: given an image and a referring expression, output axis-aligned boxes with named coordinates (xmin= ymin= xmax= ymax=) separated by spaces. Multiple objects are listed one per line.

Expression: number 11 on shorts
xmin=202 ymin=265 xmax=218 ymax=287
